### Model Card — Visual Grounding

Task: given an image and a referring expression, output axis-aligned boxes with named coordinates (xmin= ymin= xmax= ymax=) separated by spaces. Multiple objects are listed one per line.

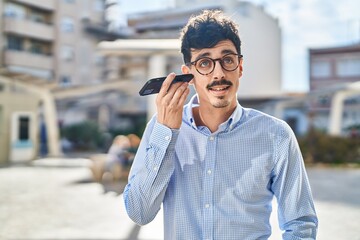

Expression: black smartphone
xmin=139 ymin=74 xmax=193 ymax=96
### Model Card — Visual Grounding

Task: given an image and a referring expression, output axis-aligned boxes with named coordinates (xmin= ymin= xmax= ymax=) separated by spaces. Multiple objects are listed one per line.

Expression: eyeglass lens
xmin=194 ymin=54 xmax=240 ymax=75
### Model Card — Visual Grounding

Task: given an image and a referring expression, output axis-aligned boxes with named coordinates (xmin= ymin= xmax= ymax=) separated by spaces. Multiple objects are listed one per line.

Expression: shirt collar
xmin=185 ymin=94 xmax=243 ymax=133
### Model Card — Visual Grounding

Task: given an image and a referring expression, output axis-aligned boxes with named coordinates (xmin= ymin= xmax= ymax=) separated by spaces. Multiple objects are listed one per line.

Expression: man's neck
xmin=193 ymin=104 xmax=236 ymax=133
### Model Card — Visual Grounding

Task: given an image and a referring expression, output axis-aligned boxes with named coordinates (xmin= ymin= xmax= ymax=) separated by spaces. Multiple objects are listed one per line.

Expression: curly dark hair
xmin=180 ymin=10 xmax=242 ymax=64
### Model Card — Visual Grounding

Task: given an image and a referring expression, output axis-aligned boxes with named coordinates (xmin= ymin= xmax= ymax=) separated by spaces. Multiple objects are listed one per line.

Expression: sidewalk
xmin=0 ymin=158 xmax=359 ymax=239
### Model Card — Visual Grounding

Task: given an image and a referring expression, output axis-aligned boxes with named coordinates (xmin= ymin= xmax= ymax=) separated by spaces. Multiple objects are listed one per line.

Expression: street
xmin=0 ymin=158 xmax=359 ymax=240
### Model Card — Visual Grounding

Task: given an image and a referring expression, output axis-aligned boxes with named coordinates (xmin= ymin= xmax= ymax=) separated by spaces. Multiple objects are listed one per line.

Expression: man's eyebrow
xmin=222 ymin=49 xmax=237 ymax=55
xmin=191 ymin=49 xmax=237 ymax=62
xmin=194 ymin=52 xmax=211 ymax=61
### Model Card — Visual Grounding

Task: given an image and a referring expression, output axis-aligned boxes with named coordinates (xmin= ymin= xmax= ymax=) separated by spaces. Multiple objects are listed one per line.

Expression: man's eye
xmin=198 ymin=59 xmax=212 ymax=68
xmin=223 ymin=57 xmax=234 ymax=64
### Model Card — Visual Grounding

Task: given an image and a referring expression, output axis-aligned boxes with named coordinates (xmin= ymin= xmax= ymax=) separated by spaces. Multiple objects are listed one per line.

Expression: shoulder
xmin=241 ymin=107 xmax=294 ymax=138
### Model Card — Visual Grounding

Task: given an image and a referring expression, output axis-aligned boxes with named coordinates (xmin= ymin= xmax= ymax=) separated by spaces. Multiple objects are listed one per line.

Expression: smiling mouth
xmin=208 ymin=85 xmax=231 ymax=91
xmin=207 ymin=79 xmax=233 ymax=92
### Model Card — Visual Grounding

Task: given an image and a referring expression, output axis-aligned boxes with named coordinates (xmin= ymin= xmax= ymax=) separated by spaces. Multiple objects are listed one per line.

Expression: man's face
xmin=182 ymin=40 xmax=243 ymax=110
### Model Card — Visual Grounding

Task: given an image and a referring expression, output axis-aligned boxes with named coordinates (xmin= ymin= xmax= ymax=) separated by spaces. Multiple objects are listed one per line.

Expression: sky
xmin=117 ymin=0 xmax=360 ymax=92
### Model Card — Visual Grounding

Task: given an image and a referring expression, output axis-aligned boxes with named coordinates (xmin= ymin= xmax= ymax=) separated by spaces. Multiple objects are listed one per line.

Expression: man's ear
xmin=181 ymin=64 xmax=190 ymax=74
xmin=238 ymin=59 xmax=243 ymax=76
xmin=181 ymin=65 xmax=194 ymax=84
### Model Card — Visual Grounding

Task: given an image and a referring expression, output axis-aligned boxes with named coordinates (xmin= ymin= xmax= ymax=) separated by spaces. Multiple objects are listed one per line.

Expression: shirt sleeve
xmin=123 ymin=117 xmax=179 ymax=225
xmin=271 ymin=122 xmax=318 ymax=240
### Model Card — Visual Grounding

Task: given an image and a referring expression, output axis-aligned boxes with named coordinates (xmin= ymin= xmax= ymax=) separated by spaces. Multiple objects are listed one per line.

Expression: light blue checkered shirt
xmin=124 ymin=95 xmax=318 ymax=240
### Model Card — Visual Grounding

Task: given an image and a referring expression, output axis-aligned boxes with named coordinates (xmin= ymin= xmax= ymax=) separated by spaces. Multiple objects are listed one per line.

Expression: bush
xmin=61 ymin=121 xmax=103 ymax=151
xmin=298 ymin=130 xmax=360 ymax=165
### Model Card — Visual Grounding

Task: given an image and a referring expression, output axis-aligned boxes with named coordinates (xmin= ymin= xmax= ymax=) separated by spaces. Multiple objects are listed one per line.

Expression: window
xmin=29 ymin=39 xmax=51 ymax=55
xmin=318 ymin=95 xmax=330 ymax=106
xmin=311 ymin=61 xmax=331 ymax=78
xmin=94 ymin=0 xmax=105 ymax=11
xmin=336 ymin=57 xmax=360 ymax=77
xmin=61 ymin=17 xmax=75 ymax=32
xmin=60 ymin=76 xmax=72 ymax=87
xmin=345 ymin=96 xmax=360 ymax=105
xmin=7 ymin=35 xmax=24 ymax=51
xmin=285 ymin=117 xmax=299 ymax=135
xmin=4 ymin=2 xmax=26 ymax=19
xmin=30 ymin=44 xmax=42 ymax=54
xmin=29 ymin=40 xmax=43 ymax=54
xmin=61 ymin=45 xmax=74 ymax=61
xmin=29 ymin=8 xmax=49 ymax=24
xmin=79 ymin=43 xmax=91 ymax=66
xmin=19 ymin=116 xmax=30 ymax=141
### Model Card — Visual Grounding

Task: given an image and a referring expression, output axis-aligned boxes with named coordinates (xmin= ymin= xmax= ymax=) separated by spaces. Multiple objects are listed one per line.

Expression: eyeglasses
xmin=187 ymin=53 xmax=243 ymax=75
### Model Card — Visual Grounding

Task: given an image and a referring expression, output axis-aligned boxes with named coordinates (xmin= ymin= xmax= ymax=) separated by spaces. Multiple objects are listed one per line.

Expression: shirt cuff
xmin=149 ymin=121 xmax=180 ymax=152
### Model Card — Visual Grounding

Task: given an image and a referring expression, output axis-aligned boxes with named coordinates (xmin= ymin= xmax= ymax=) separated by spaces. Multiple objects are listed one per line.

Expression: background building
xmin=1 ymin=0 xmax=358 ymax=165
xmin=127 ymin=0 xmax=282 ymax=102
xmin=0 ymin=0 xmax=106 ymax=86
xmin=95 ymin=0 xmax=283 ymax=131
xmin=0 ymin=0 xmax=111 ymax=164
xmin=309 ymin=43 xmax=360 ymax=133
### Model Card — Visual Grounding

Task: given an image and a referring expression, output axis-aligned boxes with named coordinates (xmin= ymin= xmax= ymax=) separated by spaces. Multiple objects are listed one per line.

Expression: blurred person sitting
xmin=104 ymin=135 xmax=132 ymax=180
xmin=127 ymin=133 xmax=141 ymax=157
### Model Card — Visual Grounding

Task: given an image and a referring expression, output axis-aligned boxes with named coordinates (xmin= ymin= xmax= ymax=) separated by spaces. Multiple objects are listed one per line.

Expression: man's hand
xmin=156 ymin=73 xmax=190 ymax=129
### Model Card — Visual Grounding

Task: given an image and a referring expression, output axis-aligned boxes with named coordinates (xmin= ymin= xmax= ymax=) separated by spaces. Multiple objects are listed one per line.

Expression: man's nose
xmin=212 ymin=60 xmax=225 ymax=79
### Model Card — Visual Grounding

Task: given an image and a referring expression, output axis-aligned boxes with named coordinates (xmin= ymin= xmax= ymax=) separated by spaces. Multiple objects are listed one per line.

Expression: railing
xmin=3 ymin=18 xmax=55 ymax=41
xmin=4 ymin=50 xmax=54 ymax=70
xmin=11 ymin=0 xmax=55 ymax=11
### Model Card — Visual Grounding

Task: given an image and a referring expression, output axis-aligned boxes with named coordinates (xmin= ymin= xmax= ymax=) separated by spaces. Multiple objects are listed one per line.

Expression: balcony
xmin=12 ymin=0 xmax=55 ymax=11
xmin=4 ymin=50 xmax=54 ymax=71
xmin=4 ymin=18 xmax=54 ymax=42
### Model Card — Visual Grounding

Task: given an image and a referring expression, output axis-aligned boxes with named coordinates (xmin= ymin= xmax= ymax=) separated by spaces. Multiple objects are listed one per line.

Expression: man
xmin=124 ymin=10 xmax=318 ymax=239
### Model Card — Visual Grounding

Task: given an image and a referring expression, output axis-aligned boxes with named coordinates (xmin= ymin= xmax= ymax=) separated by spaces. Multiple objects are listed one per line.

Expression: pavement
xmin=0 ymin=158 xmax=359 ymax=240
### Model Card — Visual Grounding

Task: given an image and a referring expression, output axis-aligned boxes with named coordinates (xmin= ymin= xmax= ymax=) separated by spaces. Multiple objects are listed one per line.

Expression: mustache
xmin=207 ymin=79 xmax=233 ymax=89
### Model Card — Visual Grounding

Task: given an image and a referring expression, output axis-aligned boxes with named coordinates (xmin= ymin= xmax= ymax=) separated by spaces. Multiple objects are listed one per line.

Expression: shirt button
xmin=209 ymin=136 xmax=214 ymax=141
xmin=205 ymin=204 xmax=210 ymax=208
xmin=207 ymin=169 xmax=212 ymax=175
xmin=164 ymin=135 xmax=170 ymax=141
xmin=153 ymin=166 xmax=158 ymax=171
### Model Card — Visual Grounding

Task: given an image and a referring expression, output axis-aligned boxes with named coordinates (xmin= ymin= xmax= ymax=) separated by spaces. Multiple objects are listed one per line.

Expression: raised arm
xmin=123 ymin=73 xmax=190 ymax=225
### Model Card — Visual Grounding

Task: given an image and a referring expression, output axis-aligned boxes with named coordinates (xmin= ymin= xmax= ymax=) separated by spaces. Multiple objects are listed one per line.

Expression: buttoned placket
xmin=202 ymin=134 xmax=217 ymax=240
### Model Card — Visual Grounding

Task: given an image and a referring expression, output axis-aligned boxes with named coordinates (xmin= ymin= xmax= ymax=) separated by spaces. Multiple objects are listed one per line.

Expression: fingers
xmin=155 ymin=73 xmax=190 ymax=128
xmin=161 ymin=81 xmax=189 ymax=106
xmin=158 ymin=72 xmax=176 ymax=98
xmin=178 ymin=85 xmax=190 ymax=105
xmin=157 ymin=73 xmax=189 ymax=105
xmin=172 ymin=82 xmax=190 ymax=106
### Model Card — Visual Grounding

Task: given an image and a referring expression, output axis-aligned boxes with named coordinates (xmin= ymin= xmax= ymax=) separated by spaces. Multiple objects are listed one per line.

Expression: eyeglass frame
xmin=186 ymin=53 xmax=243 ymax=76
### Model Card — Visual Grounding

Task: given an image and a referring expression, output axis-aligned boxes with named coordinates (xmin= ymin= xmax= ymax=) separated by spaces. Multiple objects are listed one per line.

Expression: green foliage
xmin=60 ymin=117 xmax=147 ymax=152
xmin=298 ymin=130 xmax=360 ymax=165
xmin=61 ymin=121 xmax=102 ymax=150
xmin=108 ymin=124 xmax=146 ymax=139
xmin=106 ymin=115 xmax=147 ymax=139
